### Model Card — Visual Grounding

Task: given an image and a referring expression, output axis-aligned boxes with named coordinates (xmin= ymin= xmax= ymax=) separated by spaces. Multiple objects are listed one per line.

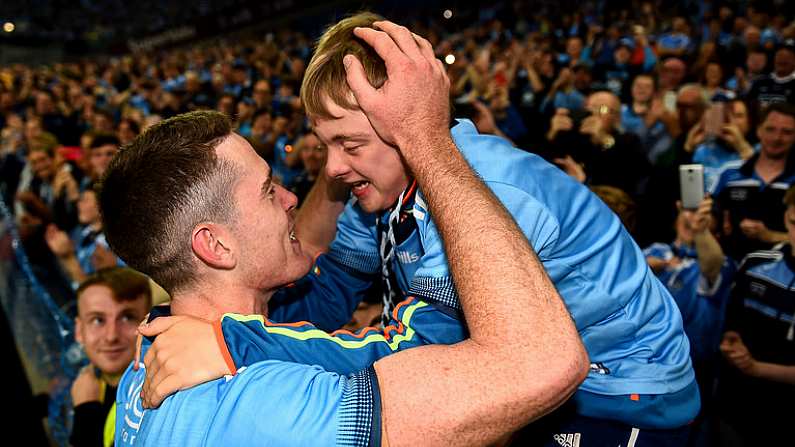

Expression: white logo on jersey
xmin=396 ymin=250 xmax=420 ymax=263
xmin=553 ymin=433 xmax=581 ymax=447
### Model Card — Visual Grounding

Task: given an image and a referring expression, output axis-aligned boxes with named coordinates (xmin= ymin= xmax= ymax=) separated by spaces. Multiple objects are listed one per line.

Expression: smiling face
xmin=312 ymin=98 xmax=410 ymax=214
xmin=75 ymin=284 xmax=149 ymax=377
xmin=216 ymin=134 xmax=312 ymax=290
xmin=631 ymin=75 xmax=654 ymax=103
xmin=757 ymin=110 xmax=795 ymax=160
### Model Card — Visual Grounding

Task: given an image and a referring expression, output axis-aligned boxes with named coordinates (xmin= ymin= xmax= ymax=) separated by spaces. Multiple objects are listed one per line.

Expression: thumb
xmin=138 ymin=315 xmax=189 ymax=337
xmin=343 ymin=54 xmax=377 ymax=109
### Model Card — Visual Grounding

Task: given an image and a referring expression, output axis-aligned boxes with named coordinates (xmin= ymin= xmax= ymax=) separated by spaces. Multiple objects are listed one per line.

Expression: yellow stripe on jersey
xmin=221 ymin=300 xmax=428 ymax=351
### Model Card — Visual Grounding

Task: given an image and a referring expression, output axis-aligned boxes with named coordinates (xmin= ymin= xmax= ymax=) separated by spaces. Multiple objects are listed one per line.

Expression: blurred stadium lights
xmin=443 ymin=9 xmax=453 ymax=19
xmin=3 ymin=22 xmax=14 ymax=33
xmin=444 ymin=53 xmax=455 ymax=65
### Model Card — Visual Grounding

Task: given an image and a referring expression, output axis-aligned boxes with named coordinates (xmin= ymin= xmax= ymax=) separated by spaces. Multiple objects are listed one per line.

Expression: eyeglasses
xmin=588 ymin=105 xmax=616 ymax=116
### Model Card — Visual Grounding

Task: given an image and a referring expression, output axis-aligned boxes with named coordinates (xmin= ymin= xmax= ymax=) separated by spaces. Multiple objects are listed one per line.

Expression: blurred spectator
xmin=747 ymin=38 xmax=795 ymax=110
xmin=45 ymin=183 xmax=122 ymax=287
xmin=659 ymin=57 xmax=688 ymax=113
xmin=593 ymin=37 xmax=636 ymax=101
xmin=0 ymin=113 xmax=26 ymax=207
xmin=726 ymin=47 xmax=768 ymax=95
xmin=82 ymin=134 xmax=120 ymax=190
xmin=657 ymin=16 xmax=694 ymax=58
xmin=547 ymin=91 xmax=650 ymax=200
xmin=715 ymin=184 xmax=795 ymax=446
xmin=621 ymin=74 xmax=676 ymax=164
xmin=558 ymin=36 xmax=586 ymax=67
xmin=645 ymin=197 xmax=732 ymax=363
xmin=70 ymin=267 xmax=152 ymax=447
xmin=644 ymin=197 xmax=735 ymax=444
xmin=289 ymin=133 xmax=326 ymax=204
xmin=16 ymin=143 xmax=79 ymax=232
xmin=116 ymin=119 xmax=139 ymax=147
xmin=692 ymin=99 xmax=756 ymax=191
xmin=662 ymin=83 xmax=709 ymax=167
xmin=628 ymin=25 xmax=658 ymax=74
xmin=247 ymin=108 xmax=276 ymax=161
xmin=701 ymin=62 xmax=733 ymax=100
xmin=711 ymin=103 xmax=795 ymax=260
xmin=542 ymin=67 xmax=586 ymax=114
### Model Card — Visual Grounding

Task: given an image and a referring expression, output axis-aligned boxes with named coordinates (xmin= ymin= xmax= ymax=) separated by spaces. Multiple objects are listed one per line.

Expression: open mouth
xmin=351 ymin=180 xmax=370 ymax=193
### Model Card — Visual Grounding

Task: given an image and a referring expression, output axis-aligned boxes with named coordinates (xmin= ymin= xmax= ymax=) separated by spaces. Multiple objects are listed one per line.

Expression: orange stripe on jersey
xmin=213 ymin=319 xmax=238 ymax=375
xmin=329 ymin=297 xmax=418 ymax=340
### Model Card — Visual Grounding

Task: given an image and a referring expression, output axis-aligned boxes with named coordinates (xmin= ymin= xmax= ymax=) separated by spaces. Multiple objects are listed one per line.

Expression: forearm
xmin=763 ymin=229 xmax=788 ymax=244
xmin=294 ymin=175 xmax=346 ymax=255
xmin=693 ymin=230 xmax=724 ymax=283
xmin=750 ymin=361 xmax=795 ymax=385
xmin=58 ymin=253 xmax=87 ymax=285
xmin=528 ymin=72 xmax=544 ymax=93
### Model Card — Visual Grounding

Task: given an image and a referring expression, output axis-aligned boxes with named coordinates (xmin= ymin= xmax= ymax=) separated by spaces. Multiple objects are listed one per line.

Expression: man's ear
xmin=191 ymin=223 xmax=236 ymax=270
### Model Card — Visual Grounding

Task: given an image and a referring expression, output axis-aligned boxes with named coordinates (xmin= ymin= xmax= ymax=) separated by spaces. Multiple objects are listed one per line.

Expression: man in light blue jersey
xmin=99 ymin=19 xmax=587 ymax=447
xmin=140 ymin=13 xmax=698 ymax=446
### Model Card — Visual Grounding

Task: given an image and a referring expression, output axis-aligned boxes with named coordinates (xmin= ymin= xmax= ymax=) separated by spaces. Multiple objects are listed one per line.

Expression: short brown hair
xmin=759 ymin=102 xmax=795 ymax=125
xmin=98 ymin=110 xmax=238 ymax=293
xmin=301 ymin=12 xmax=387 ymax=119
xmin=76 ymin=267 xmax=152 ymax=309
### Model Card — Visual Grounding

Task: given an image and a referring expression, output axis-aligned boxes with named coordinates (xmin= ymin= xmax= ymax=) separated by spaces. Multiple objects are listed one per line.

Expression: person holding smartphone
xmin=691 ymin=98 xmax=756 ymax=191
xmin=547 ymin=90 xmax=652 ymax=200
xmin=710 ymin=103 xmax=795 ymax=260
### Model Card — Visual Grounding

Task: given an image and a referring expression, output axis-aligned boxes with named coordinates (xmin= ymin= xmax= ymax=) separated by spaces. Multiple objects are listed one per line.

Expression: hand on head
xmin=343 ymin=20 xmax=451 ymax=159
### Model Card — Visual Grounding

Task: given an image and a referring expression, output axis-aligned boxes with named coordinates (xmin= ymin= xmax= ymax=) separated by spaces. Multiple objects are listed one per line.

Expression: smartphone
xmin=679 ymin=164 xmax=705 ymax=209
xmin=663 ymin=91 xmax=677 ymax=113
xmin=704 ymin=102 xmax=725 ymax=140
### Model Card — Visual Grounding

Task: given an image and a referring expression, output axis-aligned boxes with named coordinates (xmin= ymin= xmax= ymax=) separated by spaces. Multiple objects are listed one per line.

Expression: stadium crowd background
xmin=1 ymin=0 xmax=794 ymax=445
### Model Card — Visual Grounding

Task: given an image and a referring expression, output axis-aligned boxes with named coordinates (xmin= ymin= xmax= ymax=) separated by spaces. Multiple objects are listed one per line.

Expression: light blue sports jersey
xmin=263 ymin=120 xmax=699 ymax=428
xmin=115 ymin=336 xmax=381 ymax=446
xmin=692 ymin=142 xmax=751 ymax=192
xmin=644 ymin=243 xmax=736 ymax=362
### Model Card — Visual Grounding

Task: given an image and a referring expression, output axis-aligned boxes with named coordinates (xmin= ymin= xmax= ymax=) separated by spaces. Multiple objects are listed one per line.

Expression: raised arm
xmin=293 ymin=172 xmax=348 ymax=256
xmin=343 ymin=21 xmax=588 ymax=446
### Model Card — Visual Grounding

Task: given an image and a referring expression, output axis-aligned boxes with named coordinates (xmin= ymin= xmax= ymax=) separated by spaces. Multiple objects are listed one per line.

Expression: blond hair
xmin=301 ymin=12 xmax=387 ymax=119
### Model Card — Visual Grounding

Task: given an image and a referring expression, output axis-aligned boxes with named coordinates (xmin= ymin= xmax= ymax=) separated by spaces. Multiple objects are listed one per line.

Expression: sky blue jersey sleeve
xmin=269 ymin=199 xmax=381 ymax=331
xmin=116 ymin=346 xmax=381 ymax=447
xmin=218 ymin=297 xmax=466 ymax=375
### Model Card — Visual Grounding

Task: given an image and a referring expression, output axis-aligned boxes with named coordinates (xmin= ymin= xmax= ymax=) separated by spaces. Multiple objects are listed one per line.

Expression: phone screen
xmin=704 ymin=102 xmax=725 ymax=140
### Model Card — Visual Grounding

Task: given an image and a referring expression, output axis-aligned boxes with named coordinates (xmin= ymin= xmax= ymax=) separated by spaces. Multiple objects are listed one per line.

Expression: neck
xmin=170 ymin=281 xmax=273 ymax=321
xmin=102 ymin=372 xmax=122 ymax=387
xmin=756 ymin=151 xmax=787 ymax=181
xmin=88 ymin=221 xmax=103 ymax=232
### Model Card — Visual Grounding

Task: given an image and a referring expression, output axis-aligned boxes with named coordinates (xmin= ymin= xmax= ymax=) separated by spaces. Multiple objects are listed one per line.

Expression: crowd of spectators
xmin=2 ymin=1 xmax=795 ymax=445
